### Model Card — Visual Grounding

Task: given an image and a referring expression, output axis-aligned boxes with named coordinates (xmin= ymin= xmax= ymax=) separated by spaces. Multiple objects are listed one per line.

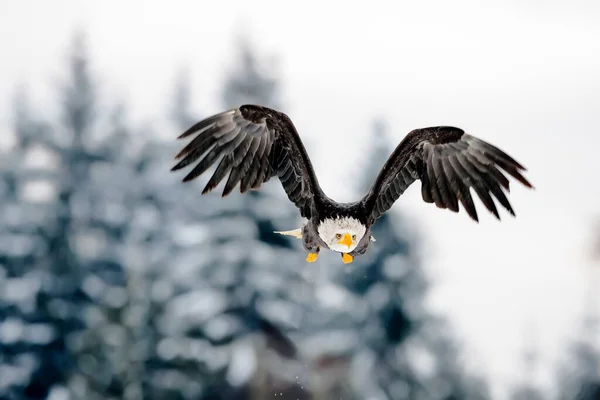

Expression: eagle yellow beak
xmin=338 ymin=233 xmax=353 ymax=249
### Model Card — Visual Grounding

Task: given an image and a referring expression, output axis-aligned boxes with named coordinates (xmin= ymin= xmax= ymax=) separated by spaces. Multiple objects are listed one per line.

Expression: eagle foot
xmin=306 ymin=246 xmax=320 ymax=263
xmin=306 ymin=252 xmax=319 ymax=263
xmin=342 ymin=253 xmax=353 ymax=264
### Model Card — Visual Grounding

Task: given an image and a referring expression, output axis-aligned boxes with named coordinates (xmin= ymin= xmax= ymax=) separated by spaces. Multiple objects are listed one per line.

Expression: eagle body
xmin=301 ymin=200 xmax=372 ymax=262
xmin=172 ymin=104 xmax=533 ymax=263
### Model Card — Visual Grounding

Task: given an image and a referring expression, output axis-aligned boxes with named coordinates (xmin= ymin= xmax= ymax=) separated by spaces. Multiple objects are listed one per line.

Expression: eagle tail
xmin=274 ymin=229 xmax=303 ymax=239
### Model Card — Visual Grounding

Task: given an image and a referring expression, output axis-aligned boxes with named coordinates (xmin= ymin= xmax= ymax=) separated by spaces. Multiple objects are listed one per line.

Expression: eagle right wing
xmin=361 ymin=126 xmax=533 ymax=224
xmin=171 ymin=105 xmax=321 ymax=218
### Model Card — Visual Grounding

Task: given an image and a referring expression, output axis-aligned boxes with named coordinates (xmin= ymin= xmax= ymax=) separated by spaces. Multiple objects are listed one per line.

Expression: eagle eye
xmin=352 ymin=234 xmax=357 ymax=240
xmin=335 ymin=233 xmax=342 ymax=239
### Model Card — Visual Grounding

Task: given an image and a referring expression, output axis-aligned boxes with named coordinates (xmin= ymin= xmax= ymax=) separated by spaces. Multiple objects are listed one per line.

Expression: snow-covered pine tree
xmin=0 ymin=32 xmax=139 ymax=399
xmin=509 ymin=328 xmax=546 ymax=400
xmin=0 ymin=87 xmax=63 ymax=400
xmin=0 ymin=32 xmax=182 ymax=400
xmin=554 ymin=274 xmax=600 ymax=400
xmin=170 ymin=67 xmax=199 ymax=132
xmin=28 ymin=34 xmax=150 ymax=400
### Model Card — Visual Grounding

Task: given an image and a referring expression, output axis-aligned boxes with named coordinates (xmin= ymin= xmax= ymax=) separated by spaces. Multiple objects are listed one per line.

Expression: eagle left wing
xmin=170 ymin=105 xmax=322 ymax=219
xmin=361 ymin=126 xmax=533 ymax=224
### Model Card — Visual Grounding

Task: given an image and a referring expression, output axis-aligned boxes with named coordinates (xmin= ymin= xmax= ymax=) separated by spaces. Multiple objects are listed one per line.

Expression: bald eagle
xmin=171 ymin=105 xmax=533 ymax=264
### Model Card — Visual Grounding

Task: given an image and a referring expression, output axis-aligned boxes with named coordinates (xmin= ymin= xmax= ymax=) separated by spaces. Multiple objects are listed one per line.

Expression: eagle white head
xmin=317 ymin=217 xmax=367 ymax=253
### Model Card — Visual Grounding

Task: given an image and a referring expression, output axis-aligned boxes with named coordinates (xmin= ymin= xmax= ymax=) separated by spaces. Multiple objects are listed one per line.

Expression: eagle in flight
xmin=172 ymin=105 xmax=533 ymax=264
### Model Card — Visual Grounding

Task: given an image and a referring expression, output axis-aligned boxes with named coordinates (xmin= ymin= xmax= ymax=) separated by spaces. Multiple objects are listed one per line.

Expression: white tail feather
xmin=273 ymin=229 xmax=303 ymax=239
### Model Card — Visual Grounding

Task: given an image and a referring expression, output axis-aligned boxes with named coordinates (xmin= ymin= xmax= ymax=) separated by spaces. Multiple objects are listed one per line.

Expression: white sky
xmin=1 ymin=0 xmax=600 ymax=398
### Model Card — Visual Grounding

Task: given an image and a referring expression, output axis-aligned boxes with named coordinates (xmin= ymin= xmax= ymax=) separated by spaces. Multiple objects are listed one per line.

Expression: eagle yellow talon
xmin=342 ymin=253 xmax=353 ymax=264
xmin=306 ymin=252 xmax=319 ymax=263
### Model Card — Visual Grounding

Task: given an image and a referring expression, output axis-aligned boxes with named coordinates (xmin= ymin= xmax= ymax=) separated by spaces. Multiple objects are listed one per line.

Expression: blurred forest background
xmin=0 ymin=31 xmax=599 ymax=400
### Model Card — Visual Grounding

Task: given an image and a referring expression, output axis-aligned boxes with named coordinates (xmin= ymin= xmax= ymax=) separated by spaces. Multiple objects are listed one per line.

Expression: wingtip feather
xmin=181 ymin=173 xmax=195 ymax=183
xmin=202 ymin=183 xmax=214 ymax=195
xmin=221 ymin=183 xmax=236 ymax=197
xmin=174 ymin=148 xmax=190 ymax=160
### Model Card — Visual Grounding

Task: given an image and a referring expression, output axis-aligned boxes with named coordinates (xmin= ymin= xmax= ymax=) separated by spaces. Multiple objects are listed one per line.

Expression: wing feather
xmin=362 ymin=126 xmax=532 ymax=223
xmin=241 ymin=157 xmax=259 ymax=193
xmin=455 ymin=153 xmax=500 ymax=219
xmin=202 ymin=154 xmax=233 ymax=194
xmin=426 ymin=146 xmax=444 ymax=208
xmin=433 ymin=147 xmax=458 ymax=212
xmin=182 ymin=137 xmax=233 ymax=182
xmin=465 ymin=152 xmax=510 ymax=191
xmin=420 ymin=160 xmax=434 ymax=204
xmin=249 ymin=135 xmax=269 ymax=189
xmin=462 ymin=152 xmax=514 ymax=215
xmin=237 ymin=136 xmax=260 ymax=189
xmin=436 ymin=151 xmax=458 ymax=212
xmin=447 ymin=154 xmax=479 ymax=221
xmin=223 ymin=164 xmax=243 ymax=197
xmin=172 ymin=105 xmax=321 ymax=218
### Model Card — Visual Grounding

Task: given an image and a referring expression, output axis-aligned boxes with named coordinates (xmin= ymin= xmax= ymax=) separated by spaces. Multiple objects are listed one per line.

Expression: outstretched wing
xmin=171 ymin=105 xmax=321 ymax=218
xmin=361 ymin=126 xmax=533 ymax=223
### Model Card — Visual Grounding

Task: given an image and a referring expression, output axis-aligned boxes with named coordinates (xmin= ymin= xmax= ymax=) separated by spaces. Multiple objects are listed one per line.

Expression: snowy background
xmin=1 ymin=1 xmax=599 ymax=399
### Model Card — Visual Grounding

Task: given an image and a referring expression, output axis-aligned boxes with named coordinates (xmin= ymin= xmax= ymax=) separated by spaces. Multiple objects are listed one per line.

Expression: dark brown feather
xmin=448 ymin=155 xmax=479 ymax=221
xmin=433 ymin=147 xmax=458 ymax=212
xmin=455 ymin=154 xmax=500 ymax=219
xmin=172 ymin=105 xmax=321 ymax=218
xmin=362 ymin=127 xmax=532 ymax=223
xmin=202 ymin=154 xmax=233 ymax=194
xmin=426 ymin=146 xmax=445 ymax=209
